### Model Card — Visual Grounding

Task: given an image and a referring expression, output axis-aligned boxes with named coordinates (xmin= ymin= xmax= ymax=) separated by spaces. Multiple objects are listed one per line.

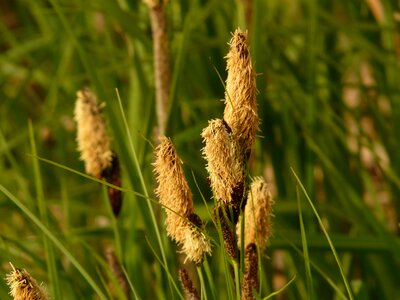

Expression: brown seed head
xmin=201 ymin=119 xmax=245 ymax=205
xmin=237 ymin=177 xmax=273 ymax=250
xmin=241 ymin=243 xmax=258 ymax=300
xmin=74 ymin=87 xmax=112 ymax=178
xmin=178 ymin=268 xmax=200 ymax=300
xmin=102 ymin=154 xmax=123 ymax=217
xmin=6 ymin=264 xmax=48 ymax=300
xmin=212 ymin=205 xmax=237 ymax=259
xmin=223 ymin=29 xmax=259 ymax=152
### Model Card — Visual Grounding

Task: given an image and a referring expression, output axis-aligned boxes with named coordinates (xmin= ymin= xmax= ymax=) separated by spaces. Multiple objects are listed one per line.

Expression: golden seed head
xmin=181 ymin=223 xmax=212 ymax=265
xmin=74 ymin=87 xmax=112 ymax=178
xmin=154 ymin=137 xmax=194 ymax=243
xmin=223 ymin=29 xmax=259 ymax=152
xmin=154 ymin=137 xmax=212 ymax=263
xmin=6 ymin=264 xmax=48 ymax=300
xmin=201 ymin=119 xmax=245 ymax=204
xmin=237 ymin=177 xmax=274 ymax=250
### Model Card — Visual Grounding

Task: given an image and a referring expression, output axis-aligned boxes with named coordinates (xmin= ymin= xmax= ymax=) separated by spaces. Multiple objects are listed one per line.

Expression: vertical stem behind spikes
xmin=149 ymin=3 xmax=170 ymax=135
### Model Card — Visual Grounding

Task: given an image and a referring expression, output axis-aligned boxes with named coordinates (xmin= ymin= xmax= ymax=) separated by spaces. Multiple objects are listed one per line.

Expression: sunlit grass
xmin=1 ymin=0 xmax=400 ymax=299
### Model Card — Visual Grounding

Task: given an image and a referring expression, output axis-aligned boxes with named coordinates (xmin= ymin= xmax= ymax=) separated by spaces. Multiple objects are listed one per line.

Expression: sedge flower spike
xmin=241 ymin=243 xmax=258 ymax=300
xmin=201 ymin=118 xmax=245 ymax=205
xmin=178 ymin=268 xmax=200 ymax=300
xmin=238 ymin=177 xmax=274 ymax=250
xmin=5 ymin=263 xmax=48 ymax=300
xmin=74 ymin=87 xmax=113 ymax=178
xmin=154 ymin=137 xmax=211 ymax=264
xmin=223 ymin=29 xmax=259 ymax=153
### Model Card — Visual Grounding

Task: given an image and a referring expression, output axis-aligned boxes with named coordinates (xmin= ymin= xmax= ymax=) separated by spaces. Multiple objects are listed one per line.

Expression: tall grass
xmin=1 ymin=0 xmax=400 ymax=299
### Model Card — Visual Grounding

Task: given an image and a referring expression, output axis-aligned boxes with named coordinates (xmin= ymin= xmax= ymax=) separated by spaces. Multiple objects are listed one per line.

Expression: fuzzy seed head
xmin=74 ymin=87 xmax=112 ymax=178
xmin=237 ymin=177 xmax=273 ymax=250
xmin=154 ymin=137 xmax=212 ymax=263
xmin=223 ymin=29 xmax=259 ymax=152
xmin=201 ymin=119 xmax=245 ymax=204
xmin=181 ymin=223 xmax=212 ymax=265
xmin=154 ymin=137 xmax=194 ymax=243
xmin=6 ymin=264 xmax=48 ymax=300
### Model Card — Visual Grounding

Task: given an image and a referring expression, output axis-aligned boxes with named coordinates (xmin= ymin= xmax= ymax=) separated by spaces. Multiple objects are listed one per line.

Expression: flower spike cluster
xmin=150 ymin=28 xmax=274 ymax=300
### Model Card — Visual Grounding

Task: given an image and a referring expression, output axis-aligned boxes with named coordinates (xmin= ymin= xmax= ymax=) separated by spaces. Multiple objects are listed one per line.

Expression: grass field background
xmin=1 ymin=0 xmax=400 ymax=299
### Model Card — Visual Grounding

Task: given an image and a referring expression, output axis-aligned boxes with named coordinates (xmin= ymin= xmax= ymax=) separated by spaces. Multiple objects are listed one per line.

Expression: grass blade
xmin=263 ymin=274 xmax=296 ymax=300
xmin=28 ymin=121 xmax=61 ymax=300
xmin=291 ymin=168 xmax=354 ymax=300
xmin=0 ymin=184 xmax=108 ymax=300
xmin=296 ymin=184 xmax=314 ymax=299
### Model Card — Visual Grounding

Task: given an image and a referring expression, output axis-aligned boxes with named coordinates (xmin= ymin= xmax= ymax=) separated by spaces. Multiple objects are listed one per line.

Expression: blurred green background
xmin=1 ymin=0 xmax=400 ymax=299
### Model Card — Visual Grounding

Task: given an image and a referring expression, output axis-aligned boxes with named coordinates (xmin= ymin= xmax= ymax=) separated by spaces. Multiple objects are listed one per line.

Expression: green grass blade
xmin=202 ymin=260 xmax=217 ymax=299
xmin=0 ymin=184 xmax=108 ymax=300
xmin=34 ymin=156 xmax=131 ymax=193
xmin=273 ymin=229 xmax=349 ymax=300
xmin=263 ymin=274 xmax=296 ymax=300
xmin=143 ymin=236 xmax=184 ymax=300
xmin=296 ymin=184 xmax=314 ymax=299
xmin=28 ymin=121 xmax=61 ymax=300
xmin=122 ymin=266 xmax=141 ymax=300
xmin=197 ymin=266 xmax=208 ymax=300
xmin=115 ymin=89 xmax=172 ymax=285
xmin=101 ymin=185 xmax=122 ymax=260
xmin=291 ymin=168 xmax=354 ymax=300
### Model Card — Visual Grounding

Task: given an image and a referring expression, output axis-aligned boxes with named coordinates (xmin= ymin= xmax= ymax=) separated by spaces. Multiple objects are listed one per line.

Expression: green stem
xmin=29 ymin=121 xmax=61 ymax=300
xmin=197 ymin=266 xmax=208 ymax=300
xmin=233 ymin=260 xmax=241 ymax=300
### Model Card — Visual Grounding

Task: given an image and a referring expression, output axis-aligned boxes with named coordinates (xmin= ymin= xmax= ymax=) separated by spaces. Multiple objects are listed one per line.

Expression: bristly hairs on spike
xmin=6 ymin=262 xmax=49 ymax=300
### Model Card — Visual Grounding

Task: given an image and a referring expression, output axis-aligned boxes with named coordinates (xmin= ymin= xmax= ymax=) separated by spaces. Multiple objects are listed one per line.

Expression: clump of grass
xmin=3 ymin=1 xmax=399 ymax=299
